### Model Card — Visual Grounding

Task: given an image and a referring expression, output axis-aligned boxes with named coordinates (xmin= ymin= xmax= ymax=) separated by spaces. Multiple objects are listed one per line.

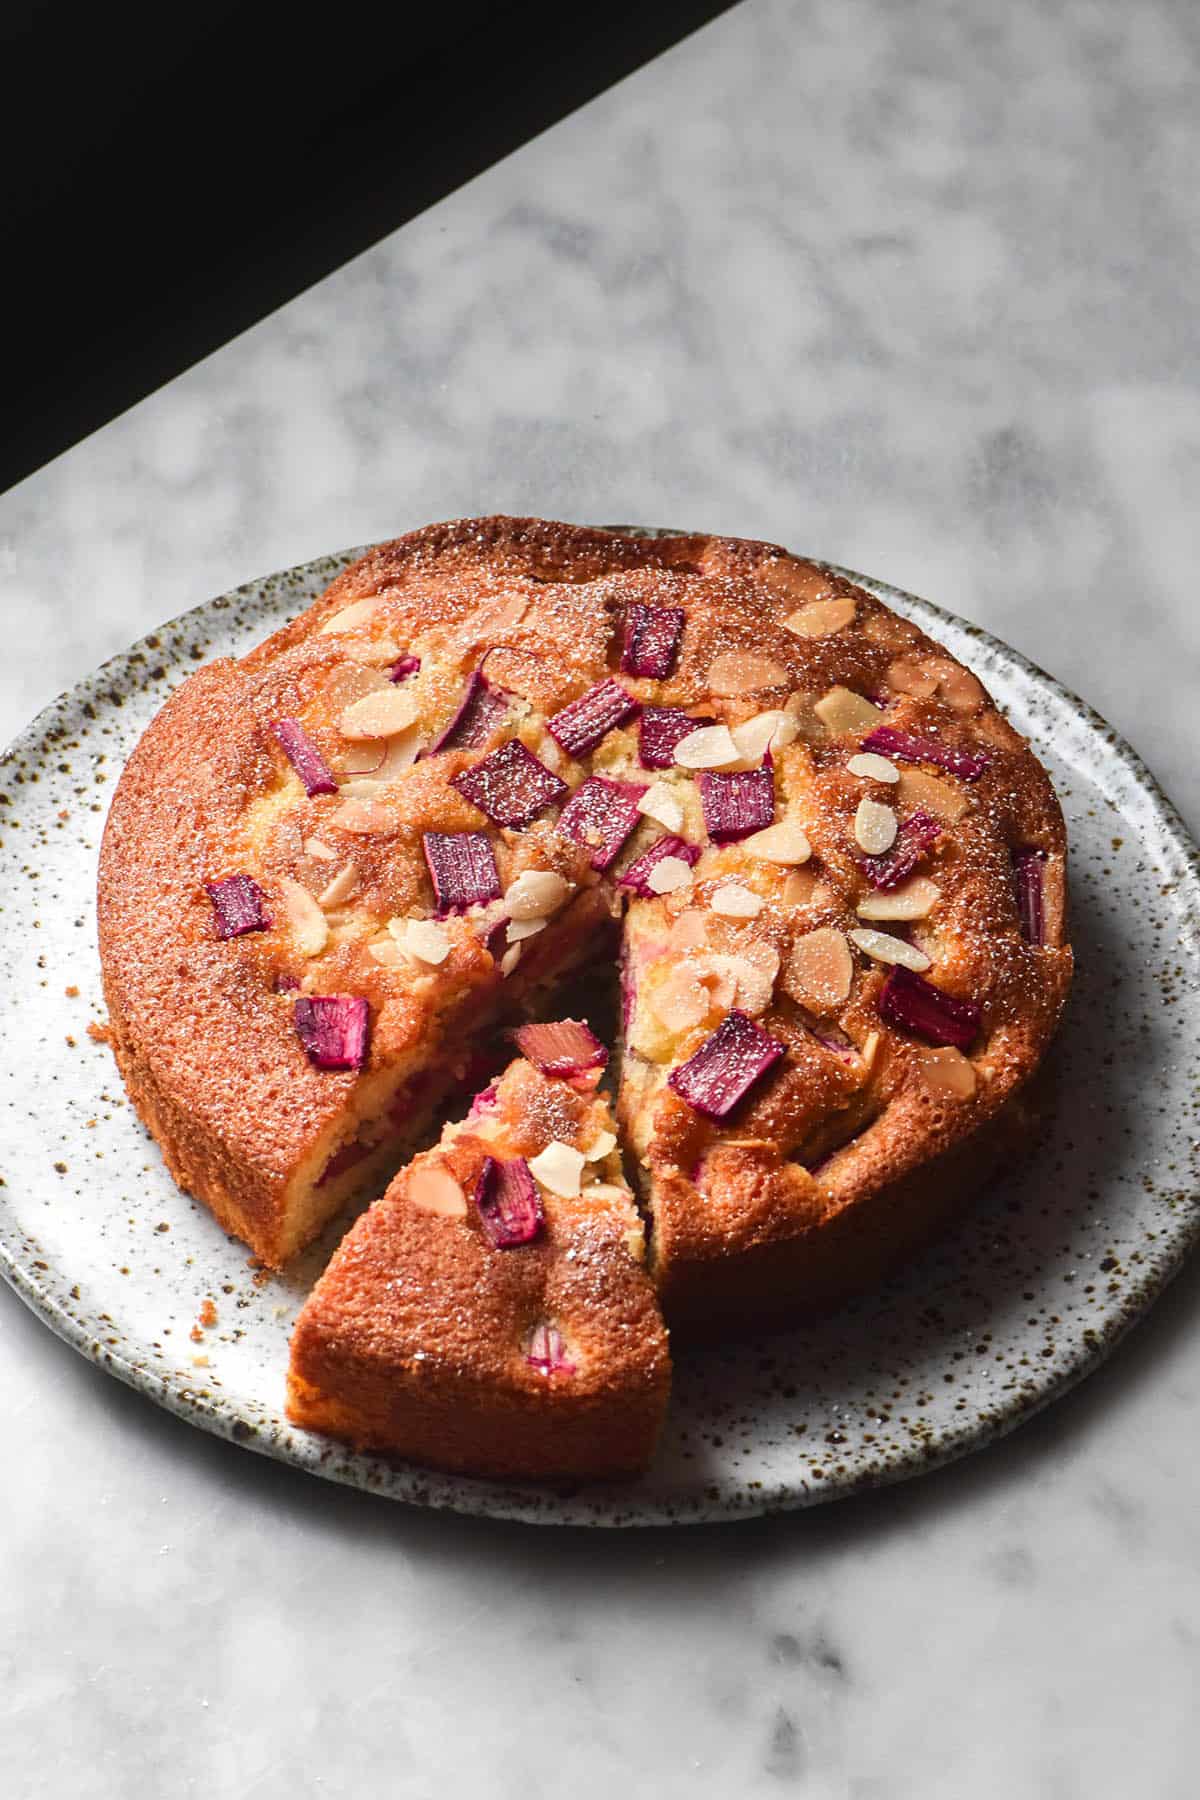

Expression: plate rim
xmin=2 ymin=532 xmax=1198 ymax=1527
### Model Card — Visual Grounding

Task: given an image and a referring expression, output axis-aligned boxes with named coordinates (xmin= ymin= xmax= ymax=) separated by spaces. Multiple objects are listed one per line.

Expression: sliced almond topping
xmin=317 ymin=864 xmax=359 ymax=909
xmin=743 ymin=817 xmax=812 ymax=865
xmin=504 ymin=869 xmax=571 ymax=921
xmin=781 ymin=866 xmax=823 ymax=908
xmin=408 ymin=1163 xmax=468 ymax=1216
xmin=356 ymin=635 xmax=404 ymax=667
xmin=896 ymin=767 xmax=968 ymax=824
xmin=915 ymin=1045 xmax=977 ymax=1098
xmin=710 ymin=882 xmax=763 ymax=918
xmin=886 ymin=656 xmax=940 ymax=699
xmin=278 ymin=877 xmax=329 ymax=957
xmin=854 ymin=797 xmax=899 ymax=855
xmin=637 ymin=784 xmax=684 ymax=833
xmin=507 ymin=916 xmax=547 ymax=943
xmin=673 ymin=723 xmax=740 ymax=769
xmin=770 ymin=711 xmax=801 ymax=751
xmin=367 ymin=935 xmax=404 ymax=968
xmin=319 ymin=596 xmax=386 ymax=635
xmin=338 ymin=686 xmax=419 ymax=740
xmin=785 ymin=596 xmax=857 ymax=639
xmin=814 ymin=686 xmax=882 ymax=734
xmin=849 ymin=927 xmax=932 ymax=972
xmin=759 ymin=559 xmax=834 ymax=605
xmin=402 ymin=919 xmax=453 ymax=966
xmin=647 ymin=855 xmax=695 ymax=895
xmin=707 ymin=649 xmax=790 ymax=696
xmin=652 ymin=965 xmax=712 ymax=1033
xmin=304 ymin=836 xmax=337 ymax=861
xmin=857 ymin=876 xmax=941 ymax=921
xmin=500 ymin=943 xmax=522 ymax=977
xmin=860 ymin=1028 xmax=881 ymax=1069
xmin=846 ymin=752 xmax=900 ymax=783
xmin=731 ymin=710 xmax=785 ymax=766
xmin=666 ymin=908 xmax=711 ymax=951
xmin=528 ymin=1140 xmax=586 ymax=1199
xmin=783 ymin=926 xmax=853 ymax=1011
xmin=331 ymin=798 xmax=400 ymax=835
xmin=584 ymin=1129 xmax=618 ymax=1162
xmin=936 ymin=662 xmax=985 ymax=715
xmin=372 ymin=726 xmax=423 ymax=780
xmin=722 ymin=943 xmax=779 ymax=1015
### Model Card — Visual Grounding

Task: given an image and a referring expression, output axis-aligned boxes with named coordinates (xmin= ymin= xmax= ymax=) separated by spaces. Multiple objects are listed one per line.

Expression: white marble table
xmin=2 ymin=2 xmax=1198 ymax=1792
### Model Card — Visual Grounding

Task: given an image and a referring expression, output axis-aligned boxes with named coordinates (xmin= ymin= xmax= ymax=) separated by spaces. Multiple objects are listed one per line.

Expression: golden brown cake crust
xmin=99 ymin=514 xmax=1071 ymax=1356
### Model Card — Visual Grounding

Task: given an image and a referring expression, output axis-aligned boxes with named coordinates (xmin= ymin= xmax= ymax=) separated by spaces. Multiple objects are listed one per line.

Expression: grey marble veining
xmin=2 ymin=1 xmax=1198 ymax=1795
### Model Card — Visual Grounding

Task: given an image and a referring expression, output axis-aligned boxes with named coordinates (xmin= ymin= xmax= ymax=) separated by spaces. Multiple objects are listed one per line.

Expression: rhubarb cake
xmin=287 ymin=1033 xmax=670 ymax=1477
xmin=99 ymin=514 xmax=1072 ymax=1358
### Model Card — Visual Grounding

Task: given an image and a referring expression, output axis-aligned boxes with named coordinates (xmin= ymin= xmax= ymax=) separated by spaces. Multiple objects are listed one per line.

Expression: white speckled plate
xmin=1 ymin=538 xmax=1198 ymax=1526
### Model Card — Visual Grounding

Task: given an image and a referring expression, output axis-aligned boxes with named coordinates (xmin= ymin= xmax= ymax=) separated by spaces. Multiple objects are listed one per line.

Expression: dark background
xmin=1 ymin=0 xmax=736 ymax=496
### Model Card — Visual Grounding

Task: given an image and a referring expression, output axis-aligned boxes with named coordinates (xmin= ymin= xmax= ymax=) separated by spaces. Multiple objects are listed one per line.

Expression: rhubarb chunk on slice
xmin=857 ymin=808 xmax=942 ymax=890
xmin=619 ymin=834 xmax=701 ymax=897
xmin=878 ymin=966 xmax=981 ymax=1049
xmin=206 ymin=873 xmax=271 ymax=939
xmin=294 ymin=995 xmax=370 ymax=1070
xmin=639 ymin=706 xmax=714 ymax=770
xmin=514 ymin=1018 xmax=608 ymax=1079
xmin=861 ymin=726 xmax=989 ymax=783
xmin=270 ymin=719 xmax=338 ymax=796
xmin=422 ymin=831 xmax=502 ymax=913
xmin=547 ymin=679 xmax=639 ymax=758
xmin=286 ymin=1055 xmax=670 ymax=1479
xmin=621 ymin=604 xmax=685 ymax=679
xmin=452 ymin=739 xmax=567 ymax=828
xmin=429 ymin=669 xmax=510 ymax=754
xmin=668 ymin=1010 xmax=786 ymax=1119
xmin=699 ymin=767 xmax=775 ymax=842
xmin=1013 ymin=848 xmax=1046 ymax=945
xmin=556 ymin=776 xmax=646 ymax=869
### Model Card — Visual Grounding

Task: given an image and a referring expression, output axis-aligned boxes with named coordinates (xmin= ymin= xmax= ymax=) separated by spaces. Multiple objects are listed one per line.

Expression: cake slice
xmin=286 ymin=1039 xmax=671 ymax=1480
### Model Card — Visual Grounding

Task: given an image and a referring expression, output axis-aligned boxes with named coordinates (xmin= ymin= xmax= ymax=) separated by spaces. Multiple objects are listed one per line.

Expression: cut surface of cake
xmin=99 ymin=515 xmax=1072 ymax=1352
xmin=286 ymin=1047 xmax=671 ymax=1479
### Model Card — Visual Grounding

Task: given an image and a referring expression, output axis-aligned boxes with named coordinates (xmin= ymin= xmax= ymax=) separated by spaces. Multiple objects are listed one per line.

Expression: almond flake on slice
xmin=304 ymin=836 xmax=337 ymax=861
xmin=338 ymin=686 xmax=419 ymax=741
xmin=731 ymin=711 xmax=786 ymax=766
xmin=854 ymin=797 xmax=898 ymax=855
xmin=403 ymin=919 xmax=453 ymax=966
xmin=673 ymin=723 xmax=740 ymax=770
xmin=710 ymin=882 xmax=763 ymax=918
xmin=647 ymin=855 xmax=694 ymax=895
xmin=783 ymin=927 xmax=853 ymax=1011
xmin=319 ymin=596 xmax=386 ymax=635
xmin=857 ymin=877 xmax=941 ymax=921
xmin=367 ymin=935 xmax=404 ymax=967
xmin=528 ymin=1141 xmax=586 ymax=1199
xmin=847 ymin=752 xmax=899 ymax=783
xmin=914 ymin=1045 xmax=977 ymax=1098
xmin=507 ymin=917 xmax=547 ymax=943
xmin=814 ymin=686 xmax=883 ymax=735
xmin=652 ymin=966 xmax=711 ymax=1032
xmin=860 ymin=1029 xmax=881 ymax=1069
xmin=504 ymin=869 xmax=571 ymax=921
xmin=637 ymin=784 xmax=684 ymax=833
xmin=849 ymin=927 xmax=932 ymax=972
xmin=278 ymin=877 xmax=329 ymax=957
xmin=886 ymin=656 xmax=940 ymax=699
xmin=743 ymin=817 xmax=812 ymax=865
xmin=500 ymin=943 xmax=522 ymax=977
xmin=707 ymin=650 xmax=790 ymax=696
xmin=896 ymin=767 xmax=968 ymax=824
xmin=785 ymin=596 xmax=857 ymax=639
xmin=331 ymin=798 xmax=400 ymax=835
xmin=584 ymin=1130 xmax=618 ymax=1162
xmin=408 ymin=1164 xmax=468 ymax=1216
xmin=318 ymin=864 xmax=359 ymax=909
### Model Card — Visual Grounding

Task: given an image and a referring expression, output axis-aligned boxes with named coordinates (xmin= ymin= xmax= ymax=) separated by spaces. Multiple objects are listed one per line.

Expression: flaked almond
xmin=331 ymin=797 xmax=399 ymax=835
xmin=666 ymin=908 xmax=710 ymax=952
xmin=781 ymin=866 xmax=824 ymax=908
xmin=367 ymin=935 xmax=404 ymax=967
xmin=759 ymin=559 xmax=834 ymax=605
xmin=707 ymin=649 xmax=790 ymax=696
xmin=743 ymin=817 xmax=812 ymax=865
xmin=846 ymin=752 xmax=899 ymax=783
xmin=886 ymin=656 xmax=940 ymax=699
xmin=710 ymin=882 xmax=763 ymax=918
xmin=674 ymin=723 xmax=740 ymax=769
xmin=318 ymin=864 xmax=359 ymax=909
xmin=402 ymin=918 xmax=453 ymax=966
xmin=722 ymin=943 xmax=779 ymax=1015
xmin=897 ymin=767 xmax=968 ymax=824
xmin=278 ymin=877 xmax=329 ymax=957
xmin=784 ymin=927 xmax=853 ymax=1010
xmin=937 ymin=662 xmax=985 ymax=715
xmin=637 ymin=784 xmax=684 ymax=833
xmin=647 ymin=855 xmax=695 ymax=895
xmin=860 ymin=1028 xmax=881 ymax=1069
xmin=504 ymin=869 xmax=570 ymax=921
xmin=785 ymin=596 xmax=857 ymax=639
xmin=652 ymin=965 xmax=711 ymax=1033
xmin=507 ymin=916 xmax=547 ymax=943
xmin=304 ymin=836 xmax=337 ymax=861
xmin=372 ymin=726 xmax=423 ymax=779
xmin=356 ymin=635 xmax=404 ymax=667
xmin=849 ymin=927 xmax=931 ymax=972
xmin=528 ymin=1140 xmax=586 ymax=1198
xmin=408 ymin=1163 xmax=468 ymax=1216
xmin=857 ymin=876 xmax=941 ymax=921
xmin=584 ymin=1130 xmax=617 ymax=1162
xmin=854 ymin=797 xmax=898 ymax=855
xmin=500 ymin=943 xmax=522 ymax=977
xmin=338 ymin=686 xmax=419 ymax=740
xmin=319 ymin=596 xmax=386 ymax=635
xmin=814 ymin=686 xmax=882 ymax=734
xmin=731 ymin=710 xmax=786 ymax=766
xmin=915 ymin=1045 xmax=977 ymax=1098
